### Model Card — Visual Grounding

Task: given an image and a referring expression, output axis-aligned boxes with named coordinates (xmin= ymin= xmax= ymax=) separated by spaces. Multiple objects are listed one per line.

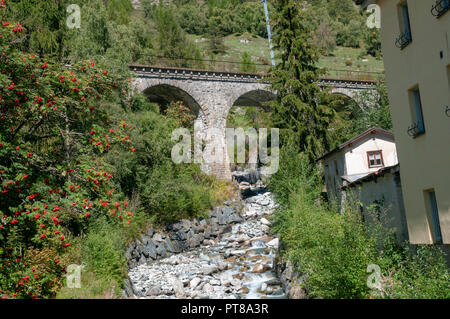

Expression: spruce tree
xmin=269 ymin=0 xmax=336 ymax=162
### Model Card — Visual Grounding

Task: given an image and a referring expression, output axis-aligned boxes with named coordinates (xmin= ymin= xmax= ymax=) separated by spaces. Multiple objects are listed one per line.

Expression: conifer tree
xmin=269 ymin=0 xmax=336 ymax=161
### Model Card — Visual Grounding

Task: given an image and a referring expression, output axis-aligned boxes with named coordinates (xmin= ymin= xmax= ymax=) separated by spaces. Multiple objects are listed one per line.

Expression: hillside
xmin=132 ymin=0 xmax=384 ymax=79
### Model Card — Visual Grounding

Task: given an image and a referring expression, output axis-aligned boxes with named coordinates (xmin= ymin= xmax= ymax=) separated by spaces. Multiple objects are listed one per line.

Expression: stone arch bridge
xmin=130 ymin=64 xmax=377 ymax=180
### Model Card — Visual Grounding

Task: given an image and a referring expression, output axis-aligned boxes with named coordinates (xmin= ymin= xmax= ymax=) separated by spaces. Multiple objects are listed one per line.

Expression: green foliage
xmin=384 ymin=245 xmax=450 ymax=299
xmin=364 ymin=27 xmax=382 ymax=58
xmin=0 ymin=1 xmax=231 ymax=299
xmin=154 ymin=4 xmax=199 ymax=67
xmin=240 ymin=52 xmax=256 ymax=73
xmin=81 ymin=218 xmax=127 ymax=285
xmin=270 ymin=147 xmax=449 ymax=299
xmin=327 ymin=81 xmax=392 ymax=148
xmin=175 ymin=0 xmax=268 ymax=38
xmin=268 ymin=0 xmax=338 ymax=162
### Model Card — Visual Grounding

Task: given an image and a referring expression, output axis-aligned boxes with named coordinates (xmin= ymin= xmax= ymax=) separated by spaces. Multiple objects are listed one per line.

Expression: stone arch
xmin=225 ymin=86 xmax=276 ymax=122
xmin=142 ymin=83 xmax=202 ymax=116
xmin=330 ymin=87 xmax=357 ymax=101
xmin=232 ymin=89 xmax=276 ymax=110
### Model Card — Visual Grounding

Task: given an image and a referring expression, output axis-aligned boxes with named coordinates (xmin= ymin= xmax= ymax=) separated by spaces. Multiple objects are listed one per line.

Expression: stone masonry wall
xmin=123 ymin=200 xmax=245 ymax=297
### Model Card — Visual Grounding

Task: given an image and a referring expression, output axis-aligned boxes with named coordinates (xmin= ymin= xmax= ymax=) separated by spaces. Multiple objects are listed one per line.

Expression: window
xmin=407 ymin=86 xmax=425 ymax=137
xmin=425 ymin=190 xmax=443 ymax=244
xmin=396 ymin=1 xmax=412 ymax=49
xmin=367 ymin=151 xmax=384 ymax=168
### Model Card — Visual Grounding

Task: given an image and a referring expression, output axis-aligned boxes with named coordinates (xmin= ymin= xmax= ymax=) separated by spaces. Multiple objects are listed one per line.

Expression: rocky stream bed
xmin=125 ymin=185 xmax=288 ymax=299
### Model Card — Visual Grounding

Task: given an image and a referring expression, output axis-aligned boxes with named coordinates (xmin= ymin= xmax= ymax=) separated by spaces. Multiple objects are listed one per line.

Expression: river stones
xmin=143 ymin=241 xmax=157 ymax=259
xmin=190 ymin=277 xmax=201 ymax=289
xmin=252 ymin=263 xmax=269 ymax=273
xmin=202 ymin=265 xmax=218 ymax=275
xmin=146 ymin=286 xmax=161 ymax=297
xmin=233 ymin=273 xmax=244 ymax=280
xmin=266 ymin=238 xmax=279 ymax=249
xmin=239 ymin=286 xmax=249 ymax=294
xmin=126 ymin=188 xmax=287 ymax=299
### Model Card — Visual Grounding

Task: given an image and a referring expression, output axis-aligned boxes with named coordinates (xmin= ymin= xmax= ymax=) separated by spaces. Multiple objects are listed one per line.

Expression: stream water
xmin=128 ymin=189 xmax=286 ymax=299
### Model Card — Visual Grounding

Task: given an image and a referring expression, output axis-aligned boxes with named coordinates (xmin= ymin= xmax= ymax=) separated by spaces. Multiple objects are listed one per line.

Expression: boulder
xmin=146 ymin=286 xmax=161 ymax=297
xmin=170 ymin=277 xmax=186 ymax=298
xmin=143 ymin=241 xmax=157 ymax=259
xmin=202 ymin=265 xmax=218 ymax=276
xmin=288 ymin=285 xmax=306 ymax=299
xmin=190 ymin=277 xmax=201 ymax=289
xmin=156 ymin=243 xmax=166 ymax=257
xmin=172 ymin=240 xmax=185 ymax=253
xmin=165 ymin=237 xmax=175 ymax=253
xmin=252 ymin=263 xmax=269 ymax=273
xmin=266 ymin=238 xmax=279 ymax=249
xmin=152 ymin=232 xmax=164 ymax=242
xmin=188 ymin=233 xmax=203 ymax=248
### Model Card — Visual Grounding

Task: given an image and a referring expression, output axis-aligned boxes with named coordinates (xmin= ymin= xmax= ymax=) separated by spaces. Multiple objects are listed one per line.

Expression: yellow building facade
xmin=359 ymin=0 xmax=449 ymax=244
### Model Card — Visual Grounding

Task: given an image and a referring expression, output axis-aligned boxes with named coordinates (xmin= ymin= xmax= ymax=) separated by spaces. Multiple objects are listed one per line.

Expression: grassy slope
xmin=187 ymin=33 xmax=384 ymax=75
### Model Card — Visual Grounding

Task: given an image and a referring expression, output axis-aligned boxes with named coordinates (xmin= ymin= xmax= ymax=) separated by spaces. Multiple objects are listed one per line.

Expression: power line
xmin=147 ymin=54 xmax=270 ymax=66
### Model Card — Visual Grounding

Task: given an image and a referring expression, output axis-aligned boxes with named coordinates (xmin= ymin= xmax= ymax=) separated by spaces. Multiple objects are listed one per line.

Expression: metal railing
xmin=395 ymin=32 xmax=412 ymax=50
xmin=407 ymin=122 xmax=425 ymax=138
xmin=322 ymin=69 xmax=384 ymax=82
xmin=431 ymin=0 xmax=449 ymax=18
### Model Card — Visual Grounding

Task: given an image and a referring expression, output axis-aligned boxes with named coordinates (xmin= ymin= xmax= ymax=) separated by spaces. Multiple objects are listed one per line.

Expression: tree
xmin=363 ymin=27 xmax=382 ymax=58
xmin=268 ymin=0 xmax=336 ymax=162
xmin=207 ymin=16 xmax=226 ymax=54
xmin=240 ymin=52 xmax=256 ymax=73
xmin=311 ymin=19 xmax=336 ymax=55
xmin=0 ymin=13 xmax=136 ymax=297
xmin=327 ymin=82 xmax=393 ymax=147
xmin=154 ymin=4 xmax=199 ymax=67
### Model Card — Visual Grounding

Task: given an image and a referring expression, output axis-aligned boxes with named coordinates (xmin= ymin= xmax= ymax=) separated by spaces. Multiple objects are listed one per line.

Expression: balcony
xmin=407 ymin=122 xmax=425 ymax=138
xmin=431 ymin=0 xmax=449 ymax=18
xmin=395 ymin=32 xmax=412 ymax=50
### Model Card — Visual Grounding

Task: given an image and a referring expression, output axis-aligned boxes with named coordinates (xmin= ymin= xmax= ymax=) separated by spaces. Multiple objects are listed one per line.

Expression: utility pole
xmin=262 ymin=0 xmax=275 ymax=66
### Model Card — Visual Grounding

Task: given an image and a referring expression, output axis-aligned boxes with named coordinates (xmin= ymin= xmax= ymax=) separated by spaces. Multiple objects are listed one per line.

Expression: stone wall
xmin=123 ymin=201 xmax=245 ymax=297
xmin=273 ymin=243 xmax=308 ymax=299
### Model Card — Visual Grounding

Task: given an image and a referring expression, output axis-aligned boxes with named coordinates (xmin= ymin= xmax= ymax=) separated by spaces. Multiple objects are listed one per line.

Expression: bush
xmin=270 ymin=146 xmax=449 ymax=299
xmin=271 ymin=174 xmax=377 ymax=298
xmin=81 ymin=218 xmax=127 ymax=287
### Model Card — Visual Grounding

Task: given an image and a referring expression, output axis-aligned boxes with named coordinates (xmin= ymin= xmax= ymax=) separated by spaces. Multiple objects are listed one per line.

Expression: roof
xmin=317 ymin=127 xmax=394 ymax=161
xmin=340 ymin=164 xmax=400 ymax=189
xmin=341 ymin=172 xmax=372 ymax=183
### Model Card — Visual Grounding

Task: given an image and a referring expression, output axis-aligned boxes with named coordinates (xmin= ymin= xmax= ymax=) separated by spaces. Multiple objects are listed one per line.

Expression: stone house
xmin=341 ymin=164 xmax=409 ymax=241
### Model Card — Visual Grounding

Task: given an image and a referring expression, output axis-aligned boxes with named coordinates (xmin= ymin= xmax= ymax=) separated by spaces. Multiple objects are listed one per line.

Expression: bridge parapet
xmin=129 ymin=64 xmax=265 ymax=83
xmin=319 ymin=77 xmax=378 ymax=89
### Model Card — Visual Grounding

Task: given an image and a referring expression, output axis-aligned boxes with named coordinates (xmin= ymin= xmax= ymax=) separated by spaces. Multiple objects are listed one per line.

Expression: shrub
xmin=81 ymin=218 xmax=127 ymax=287
xmin=270 ymin=146 xmax=449 ymax=299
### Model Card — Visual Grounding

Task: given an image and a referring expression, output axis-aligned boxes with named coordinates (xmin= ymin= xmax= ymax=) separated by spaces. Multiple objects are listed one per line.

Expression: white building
xmin=318 ymin=127 xmax=408 ymax=239
xmin=318 ymin=127 xmax=398 ymax=204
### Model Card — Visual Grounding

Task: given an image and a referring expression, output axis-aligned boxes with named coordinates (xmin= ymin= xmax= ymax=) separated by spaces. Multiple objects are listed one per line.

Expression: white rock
xmin=168 ymin=277 xmax=185 ymax=298
xmin=261 ymin=283 xmax=267 ymax=292
xmin=260 ymin=218 xmax=271 ymax=226
xmin=203 ymin=283 xmax=214 ymax=294
xmin=190 ymin=277 xmax=201 ymax=289
xmin=266 ymin=238 xmax=279 ymax=249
